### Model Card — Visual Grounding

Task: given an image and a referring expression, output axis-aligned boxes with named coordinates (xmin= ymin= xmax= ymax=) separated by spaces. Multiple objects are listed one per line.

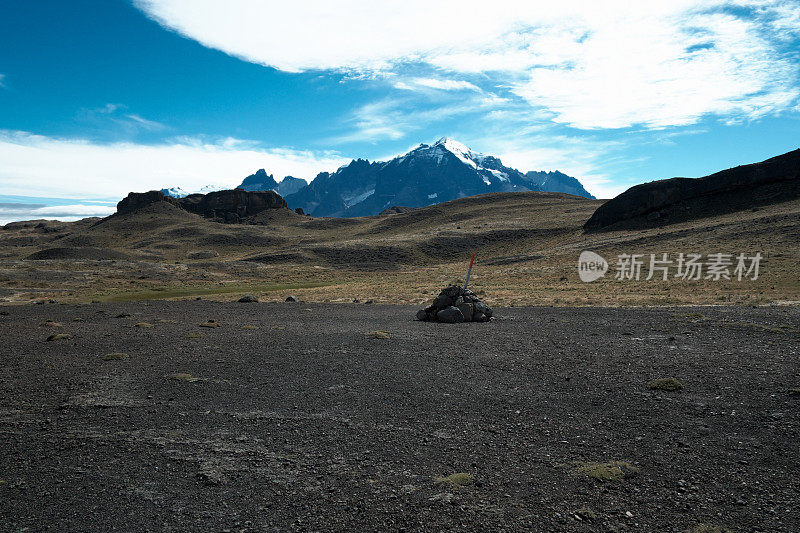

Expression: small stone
xmin=437 ymin=306 xmax=464 ymax=323
xmin=285 ymin=296 xmax=299 ymax=303
xmin=237 ymin=294 xmax=259 ymax=303
xmin=364 ymin=299 xmax=374 ymax=304
xmin=474 ymin=301 xmax=493 ymax=318
xmin=457 ymin=303 xmax=473 ymax=322
xmin=46 ymin=333 xmax=72 ymax=341
xmin=433 ymin=295 xmax=452 ymax=308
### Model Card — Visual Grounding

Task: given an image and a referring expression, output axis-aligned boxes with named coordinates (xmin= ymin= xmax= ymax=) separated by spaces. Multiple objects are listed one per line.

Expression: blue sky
xmin=1 ymin=0 xmax=799 ymax=223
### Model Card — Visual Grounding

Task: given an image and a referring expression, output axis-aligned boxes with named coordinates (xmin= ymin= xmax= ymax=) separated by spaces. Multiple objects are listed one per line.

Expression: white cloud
xmin=0 ymin=203 xmax=117 ymax=225
xmin=0 ymin=130 xmax=349 ymax=199
xmin=135 ymin=0 xmax=800 ymax=129
xmin=479 ymin=135 xmax=631 ymax=199
xmin=0 ymin=74 xmax=5 ymax=88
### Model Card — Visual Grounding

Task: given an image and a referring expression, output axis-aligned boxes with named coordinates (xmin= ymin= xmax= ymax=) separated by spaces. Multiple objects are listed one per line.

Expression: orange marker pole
xmin=464 ymin=253 xmax=476 ymax=290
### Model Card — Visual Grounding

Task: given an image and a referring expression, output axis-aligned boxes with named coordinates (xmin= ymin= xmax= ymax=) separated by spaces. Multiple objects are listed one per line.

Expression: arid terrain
xmin=1 ymin=301 xmax=798 ymax=531
xmin=1 ymin=191 xmax=799 ymax=307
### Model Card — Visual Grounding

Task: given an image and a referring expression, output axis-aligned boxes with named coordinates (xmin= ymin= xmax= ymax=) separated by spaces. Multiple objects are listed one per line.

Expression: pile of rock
xmin=416 ymin=285 xmax=493 ymax=323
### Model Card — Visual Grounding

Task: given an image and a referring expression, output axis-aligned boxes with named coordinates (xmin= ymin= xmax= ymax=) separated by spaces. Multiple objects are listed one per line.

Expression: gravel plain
xmin=1 ymin=301 xmax=799 ymax=532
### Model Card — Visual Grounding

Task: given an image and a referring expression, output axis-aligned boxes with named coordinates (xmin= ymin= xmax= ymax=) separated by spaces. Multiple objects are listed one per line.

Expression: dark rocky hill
xmin=585 ymin=148 xmax=800 ymax=230
xmin=116 ymin=189 xmax=287 ymax=224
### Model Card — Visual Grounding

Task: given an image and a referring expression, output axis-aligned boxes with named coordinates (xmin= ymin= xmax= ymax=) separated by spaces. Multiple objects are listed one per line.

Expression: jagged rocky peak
xmin=239 ymin=169 xmax=279 ymax=191
xmin=282 ymin=137 xmax=595 ymax=217
xmin=159 ymin=138 xmax=595 ymax=218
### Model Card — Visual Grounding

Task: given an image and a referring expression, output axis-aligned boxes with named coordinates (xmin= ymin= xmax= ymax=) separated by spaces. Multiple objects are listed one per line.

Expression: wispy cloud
xmin=135 ymin=0 xmax=800 ymax=130
xmin=0 ymin=74 xmax=6 ymax=88
xmin=123 ymin=113 xmax=166 ymax=131
xmin=329 ymin=91 xmax=507 ymax=145
xmin=0 ymin=130 xmax=350 ymax=199
xmin=395 ymin=78 xmax=483 ymax=92
xmin=77 ymin=103 xmax=167 ymax=136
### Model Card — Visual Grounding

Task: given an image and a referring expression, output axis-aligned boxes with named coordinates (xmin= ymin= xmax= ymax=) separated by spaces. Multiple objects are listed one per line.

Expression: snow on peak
xmin=431 ymin=137 xmax=486 ymax=168
xmin=197 ymin=184 xmax=227 ymax=194
xmin=434 ymin=137 xmax=470 ymax=153
xmin=161 ymin=187 xmax=189 ymax=198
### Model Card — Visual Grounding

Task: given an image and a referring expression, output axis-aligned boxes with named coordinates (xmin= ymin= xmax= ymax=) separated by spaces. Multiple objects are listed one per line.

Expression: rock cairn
xmin=416 ymin=285 xmax=493 ymax=323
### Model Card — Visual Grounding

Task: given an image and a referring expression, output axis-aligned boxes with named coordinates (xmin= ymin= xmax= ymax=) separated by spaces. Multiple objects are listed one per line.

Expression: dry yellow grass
xmin=434 ymin=473 xmax=475 ymax=487
xmin=2 ymin=192 xmax=798 ymax=307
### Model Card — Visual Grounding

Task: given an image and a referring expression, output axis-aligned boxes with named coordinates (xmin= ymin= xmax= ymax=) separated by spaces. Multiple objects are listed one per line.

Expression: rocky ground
xmin=1 ymin=301 xmax=798 ymax=531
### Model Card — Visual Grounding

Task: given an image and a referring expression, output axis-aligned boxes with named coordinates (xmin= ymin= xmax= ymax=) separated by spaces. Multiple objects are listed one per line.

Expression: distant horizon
xmin=2 ymin=1 xmax=799 ymax=223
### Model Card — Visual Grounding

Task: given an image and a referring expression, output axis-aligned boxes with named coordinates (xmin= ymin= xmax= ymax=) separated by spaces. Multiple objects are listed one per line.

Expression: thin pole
xmin=464 ymin=253 xmax=476 ymax=290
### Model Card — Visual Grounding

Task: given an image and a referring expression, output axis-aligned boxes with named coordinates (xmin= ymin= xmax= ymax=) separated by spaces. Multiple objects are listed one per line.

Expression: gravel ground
xmin=1 ymin=301 xmax=798 ymax=532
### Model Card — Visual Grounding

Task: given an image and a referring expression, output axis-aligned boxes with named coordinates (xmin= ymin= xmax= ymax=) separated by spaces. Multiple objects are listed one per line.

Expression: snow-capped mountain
xmin=284 ymin=138 xmax=594 ymax=217
xmin=161 ymin=184 xmax=227 ymax=198
xmin=197 ymin=184 xmax=227 ymax=194
xmin=160 ymin=138 xmax=594 ymax=215
xmin=160 ymin=187 xmax=189 ymax=198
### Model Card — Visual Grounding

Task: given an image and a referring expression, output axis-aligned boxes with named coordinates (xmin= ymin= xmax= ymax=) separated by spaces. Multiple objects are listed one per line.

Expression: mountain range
xmin=163 ymin=138 xmax=594 ymax=217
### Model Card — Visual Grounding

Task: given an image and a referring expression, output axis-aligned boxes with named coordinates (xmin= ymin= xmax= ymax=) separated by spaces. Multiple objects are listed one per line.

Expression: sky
xmin=1 ymin=0 xmax=799 ymax=223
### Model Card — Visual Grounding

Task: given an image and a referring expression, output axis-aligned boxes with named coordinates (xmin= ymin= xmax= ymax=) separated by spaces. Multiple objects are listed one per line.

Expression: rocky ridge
xmin=116 ymin=189 xmax=287 ymax=223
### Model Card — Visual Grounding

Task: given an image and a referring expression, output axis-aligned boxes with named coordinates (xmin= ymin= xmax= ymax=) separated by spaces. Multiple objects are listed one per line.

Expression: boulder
xmin=238 ymin=295 xmax=259 ymax=303
xmin=285 ymin=295 xmax=299 ymax=302
xmin=437 ymin=306 xmax=464 ymax=323
xmin=474 ymin=301 xmax=493 ymax=318
xmin=457 ymin=302 xmax=473 ymax=322
xmin=433 ymin=295 xmax=452 ymax=308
